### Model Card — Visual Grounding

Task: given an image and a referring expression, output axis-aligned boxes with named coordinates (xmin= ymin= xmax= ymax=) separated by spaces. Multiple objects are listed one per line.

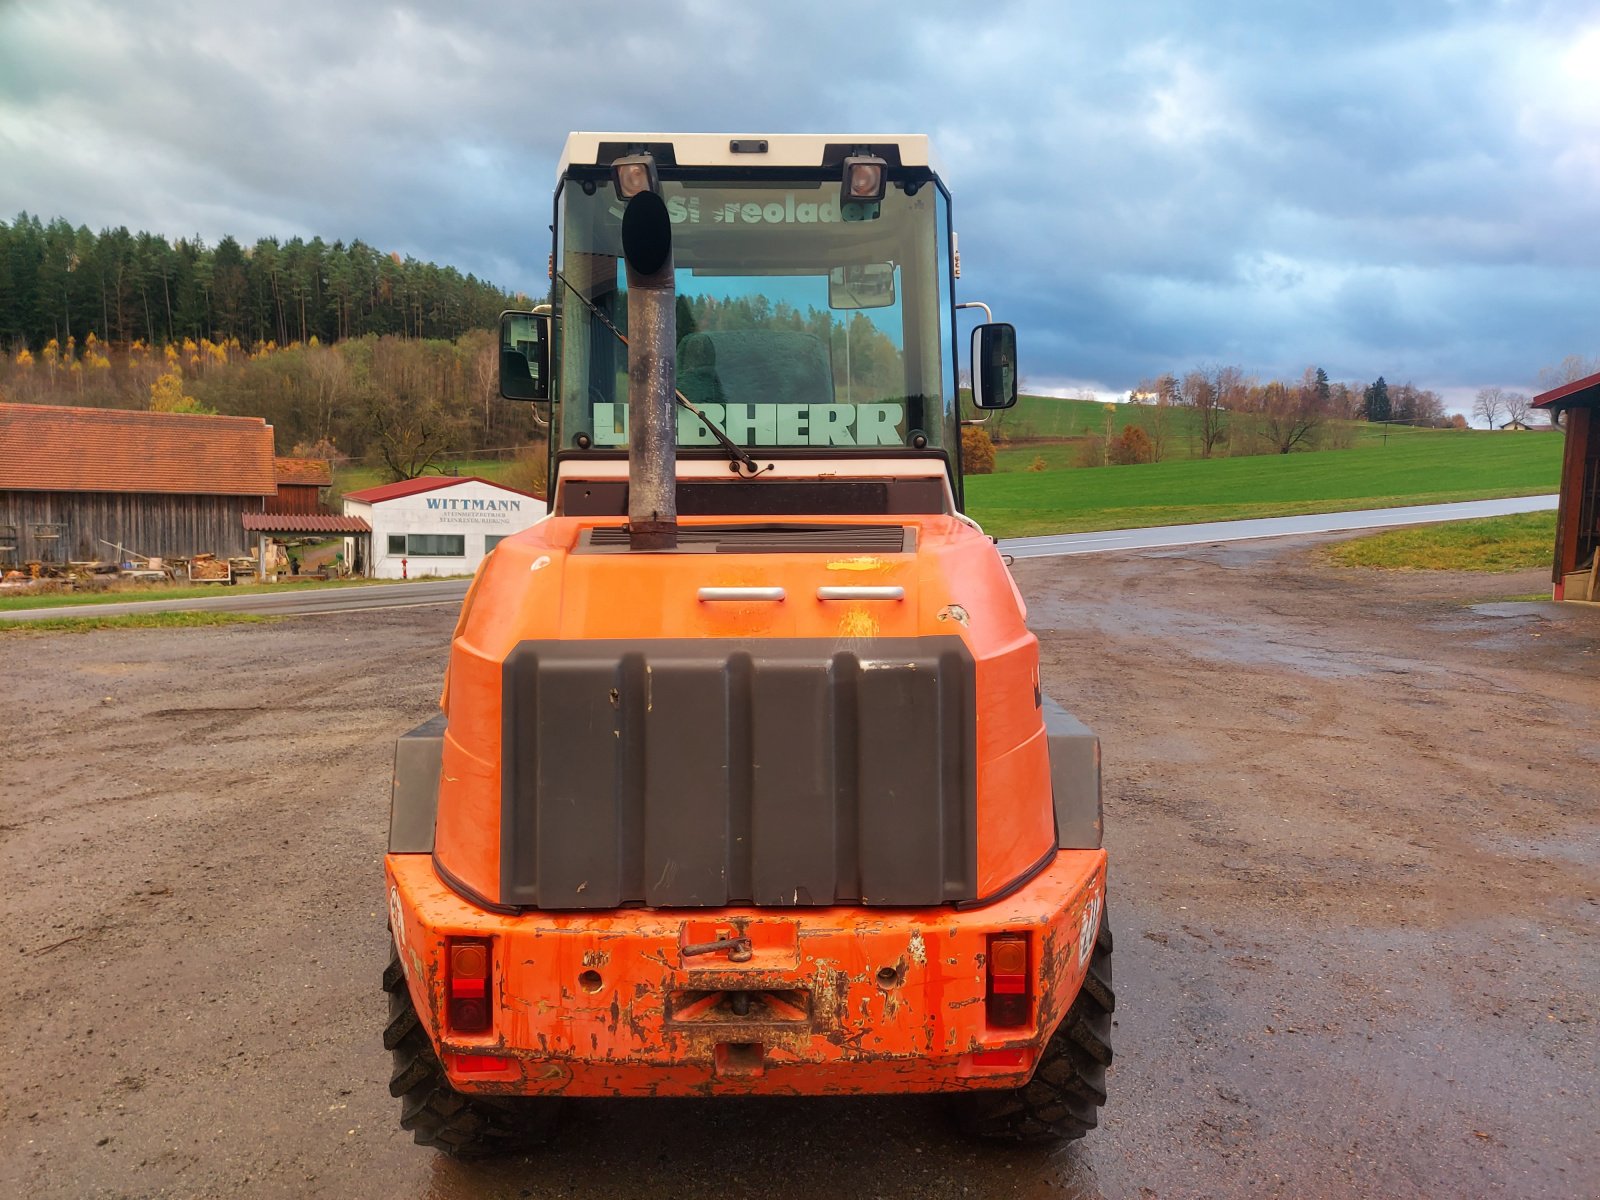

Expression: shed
xmin=0 ymin=402 xmax=275 ymax=564
xmin=266 ymin=457 xmax=334 ymax=515
xmin=341 ymin=476 xmax=547 ymax=578
xmin=1533 ymin=372 xmax=1600 ymax=601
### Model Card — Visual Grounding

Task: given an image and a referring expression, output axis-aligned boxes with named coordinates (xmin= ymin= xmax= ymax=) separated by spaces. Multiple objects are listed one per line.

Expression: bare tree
xmin=1132 ymin=372 xmax=1178 ymax=461
xmin=1537 ymin=355 xmax=1600 ymax=391
xmin=305 ymin=343 xmax=347 ymax=444
xmin=1182 ymin=365 xmax=1242 ymax=458
xmin=1473 ymin=386 xmax=1506 ymax=430
xmin=1390 ymin=382 xmax=1446 ymax=426
xmin=365 ymin=338 xmax=469 ymax=479
xmin=1502 ymin=391 xmax=1532 ymax=428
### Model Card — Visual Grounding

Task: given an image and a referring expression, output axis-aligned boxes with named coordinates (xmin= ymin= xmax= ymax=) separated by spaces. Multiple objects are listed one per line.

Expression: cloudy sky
xmin=1 ymin=0 xmax=1595 ymax=405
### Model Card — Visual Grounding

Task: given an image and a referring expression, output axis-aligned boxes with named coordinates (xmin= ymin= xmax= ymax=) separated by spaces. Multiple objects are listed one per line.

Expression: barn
xmin=1533 ymin=371 xmax=1600 ymax=602
xmin=0 ymin=402 xmax=278 ymax=565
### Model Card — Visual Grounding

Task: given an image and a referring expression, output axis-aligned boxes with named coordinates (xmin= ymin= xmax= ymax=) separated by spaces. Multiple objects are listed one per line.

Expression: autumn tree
xmin=1257 ymin=368 xmax=1328 ymax=453
xmin=1107 ymin=424 xmax=1155 ymax=465
xmin=961 ymin=425 xmax=996 ymax=474
xmin=149 ymin=368 xmax=213 ymax=414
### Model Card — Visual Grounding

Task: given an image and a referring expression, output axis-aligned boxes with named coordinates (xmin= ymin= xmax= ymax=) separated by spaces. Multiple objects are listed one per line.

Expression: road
xmin=0 ymin=495 xmax=1561 ymax=621
xmin=3 ymin=534 xmax=1595 ymax=1199
xmin=1000 ymin=493 xmax=1560 ymax=560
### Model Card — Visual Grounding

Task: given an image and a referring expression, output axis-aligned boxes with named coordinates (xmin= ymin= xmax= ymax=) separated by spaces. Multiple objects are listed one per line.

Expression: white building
xmin=342 ymin=476 xmax=547 ymax=579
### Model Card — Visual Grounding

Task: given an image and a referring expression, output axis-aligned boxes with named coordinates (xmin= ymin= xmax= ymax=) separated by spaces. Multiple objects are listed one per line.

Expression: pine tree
xmin=1362 ymin=376 xmax=1391 ymax=422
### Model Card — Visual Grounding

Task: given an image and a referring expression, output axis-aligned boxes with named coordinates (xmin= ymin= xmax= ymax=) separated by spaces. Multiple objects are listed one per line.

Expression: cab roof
xmin=557 ymin=132 xmax=944 ymax=181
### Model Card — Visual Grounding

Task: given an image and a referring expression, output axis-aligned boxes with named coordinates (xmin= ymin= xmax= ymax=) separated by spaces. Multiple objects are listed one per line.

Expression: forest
xmin=0 ymin=213 xmax=522 ymax=350
xmin=0 ymin=213 xmax=546 ymax=486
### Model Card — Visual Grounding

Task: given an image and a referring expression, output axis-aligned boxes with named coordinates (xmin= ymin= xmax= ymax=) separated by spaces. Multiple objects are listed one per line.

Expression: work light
xmin=842 ymin=155 xmax=887 ymax=204
xmin=612 ymin=153 xmax=659 ymax=199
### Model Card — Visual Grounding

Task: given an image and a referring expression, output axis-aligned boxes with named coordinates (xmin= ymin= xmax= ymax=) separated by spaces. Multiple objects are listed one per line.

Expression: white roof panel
xmin=556 ymin=132 xmax=943 ymax=181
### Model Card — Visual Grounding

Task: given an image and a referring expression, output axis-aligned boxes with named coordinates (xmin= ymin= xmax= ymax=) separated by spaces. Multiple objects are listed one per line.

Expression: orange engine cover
xmin=433 ymin=511 xmax=1055 ymax=911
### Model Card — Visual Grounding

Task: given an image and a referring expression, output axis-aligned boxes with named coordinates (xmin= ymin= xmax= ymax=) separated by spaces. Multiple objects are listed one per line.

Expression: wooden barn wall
xmin=0 ymin=491 xmax=264 ymax=563
xmin=263 ymin=484 xmax=325 ymax=515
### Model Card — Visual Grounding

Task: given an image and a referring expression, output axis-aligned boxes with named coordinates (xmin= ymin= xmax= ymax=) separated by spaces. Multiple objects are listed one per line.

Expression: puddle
xmin=1478 ymin=828 xmax=1600 ymax=871
xmin=1028 ymin=591 xmax=1374 ymax=679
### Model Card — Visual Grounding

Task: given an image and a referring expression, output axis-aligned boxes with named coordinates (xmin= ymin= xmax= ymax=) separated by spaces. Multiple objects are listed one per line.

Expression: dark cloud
xmin=1 ymin=0 xmax=1594 ymax=400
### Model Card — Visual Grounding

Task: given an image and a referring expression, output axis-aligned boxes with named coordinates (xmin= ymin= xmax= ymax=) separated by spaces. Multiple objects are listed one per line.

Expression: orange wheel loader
xmin=383 ymin=132 xmax=1112 ymax=1154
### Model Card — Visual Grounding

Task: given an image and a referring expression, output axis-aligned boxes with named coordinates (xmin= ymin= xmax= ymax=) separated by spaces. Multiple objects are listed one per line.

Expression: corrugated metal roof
xmin=343 ymin=475 xmax=543 ymax=504
xmin=242 ymin=513 xmax=370 ymax=533
xmin=0 ymin=402 xmax=277 ymax=496
xmin=1532 ymin=370 xmax=1600 ymax=411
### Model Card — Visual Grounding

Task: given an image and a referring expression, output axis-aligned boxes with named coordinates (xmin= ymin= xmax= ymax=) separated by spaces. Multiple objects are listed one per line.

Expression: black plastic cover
xmin=578 ymin=523 xmax=913 ymax=555
xmin=500 ymin=637 xmax=976 ymax=909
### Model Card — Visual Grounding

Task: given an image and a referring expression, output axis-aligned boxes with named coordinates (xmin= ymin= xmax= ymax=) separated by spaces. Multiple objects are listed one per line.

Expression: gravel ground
xmin=2 ymin=536 xmax=1595 ymax=1199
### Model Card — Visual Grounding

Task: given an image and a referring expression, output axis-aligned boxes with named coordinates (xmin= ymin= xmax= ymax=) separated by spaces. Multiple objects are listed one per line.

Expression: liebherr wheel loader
xmin=383 ymin=132 xmax=1112 ymax=1154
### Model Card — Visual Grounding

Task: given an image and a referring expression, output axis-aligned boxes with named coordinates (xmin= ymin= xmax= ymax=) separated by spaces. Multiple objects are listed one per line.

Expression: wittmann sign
xmin=423 ymin=496 xmax=527 ymax=525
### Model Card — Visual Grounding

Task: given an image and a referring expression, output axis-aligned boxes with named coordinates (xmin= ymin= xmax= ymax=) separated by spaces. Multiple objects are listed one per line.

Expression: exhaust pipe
xmin=620 ymin=191 xmax=677 ymax=551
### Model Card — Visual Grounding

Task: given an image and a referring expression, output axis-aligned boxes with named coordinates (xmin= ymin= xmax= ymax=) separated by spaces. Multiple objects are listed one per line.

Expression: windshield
xmin=553 ymin=176 xmax=956 ymax=455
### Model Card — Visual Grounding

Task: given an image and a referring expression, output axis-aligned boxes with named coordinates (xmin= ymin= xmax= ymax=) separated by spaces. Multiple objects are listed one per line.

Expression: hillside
xmin=966 ymin=427 xmax=1562 ymax=538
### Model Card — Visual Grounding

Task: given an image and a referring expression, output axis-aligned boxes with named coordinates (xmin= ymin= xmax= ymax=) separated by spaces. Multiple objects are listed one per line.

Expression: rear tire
xmin=955 ymin=913 xmax=1114 ymax=1142
xmin=383 ymin=951 xmax=556 ymax=1156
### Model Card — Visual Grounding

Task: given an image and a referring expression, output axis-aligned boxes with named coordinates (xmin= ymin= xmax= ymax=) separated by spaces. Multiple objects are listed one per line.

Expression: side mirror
xmin=971 ymin=322 xmax=1019 ymax=410
xmin=499 ymin=310 xmax=550 ymax=402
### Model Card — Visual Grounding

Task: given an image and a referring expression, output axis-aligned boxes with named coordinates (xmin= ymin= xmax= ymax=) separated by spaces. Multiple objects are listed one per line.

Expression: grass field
xmin=0 ymin=575 xmax=414 ymax=612
xmin=0 ymin=612 xmax=271 ymax=634
xmin=988 ymin=411 xmax=1449 ymax=472
xmin=319 ymin=403 xmax=1560 ymax=543
xmin=1323 ymin=512 xmax=1557 ymax=572
xmin=966 ymin=428 xmax=1562 ymax=539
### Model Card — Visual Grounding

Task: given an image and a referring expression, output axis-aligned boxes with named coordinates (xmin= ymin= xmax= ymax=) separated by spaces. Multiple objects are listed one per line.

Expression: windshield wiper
xmin=553 ymin=270 xmax=766 ymax=477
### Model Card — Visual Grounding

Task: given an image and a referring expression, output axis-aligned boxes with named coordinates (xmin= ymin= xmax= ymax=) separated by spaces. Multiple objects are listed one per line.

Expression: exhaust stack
xmin=621 ymin=191 xmax=677 ymax=551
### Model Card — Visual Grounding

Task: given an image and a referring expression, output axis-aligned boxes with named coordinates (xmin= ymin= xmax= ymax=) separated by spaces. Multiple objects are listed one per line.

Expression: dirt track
xmin=2 ymin=536 xmax=1596 ymax=1199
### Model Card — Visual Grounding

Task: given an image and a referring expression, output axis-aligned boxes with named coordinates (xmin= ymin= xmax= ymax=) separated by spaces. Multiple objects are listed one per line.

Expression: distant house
xmin=1499 ymin=419 xmax=1532 ymax=431
xmin=342 ymin=476 xmax=547 ymax=578
xmin=0 ymin=402 xmax=278 ymax=564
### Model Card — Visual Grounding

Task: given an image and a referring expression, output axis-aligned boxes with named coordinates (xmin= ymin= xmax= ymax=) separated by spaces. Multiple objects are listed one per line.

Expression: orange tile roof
xmin=0 ymin=402 xmax=277 ymax=496
xmin=274 ymin=456 xmax=334 ymax=486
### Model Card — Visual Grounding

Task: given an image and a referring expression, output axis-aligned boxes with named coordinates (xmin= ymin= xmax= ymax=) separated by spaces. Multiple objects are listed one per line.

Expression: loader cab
xmin=516 ymin=134 xmax=992 ymax=510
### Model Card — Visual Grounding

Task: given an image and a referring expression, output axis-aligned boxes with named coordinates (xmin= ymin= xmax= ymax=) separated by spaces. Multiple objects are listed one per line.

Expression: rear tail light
xmin=986 ymin=933 xmax=1031 ymax=1028
xmin=447 ymin=937 xmax=492 ymax=1033
xmin=451 ymin=1052 xmax=509 ymax=1075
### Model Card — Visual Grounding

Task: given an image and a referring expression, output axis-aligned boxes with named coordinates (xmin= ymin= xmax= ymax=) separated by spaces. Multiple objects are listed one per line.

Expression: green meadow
xmin=966 ymin=427 xmax=1561 ymax=539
